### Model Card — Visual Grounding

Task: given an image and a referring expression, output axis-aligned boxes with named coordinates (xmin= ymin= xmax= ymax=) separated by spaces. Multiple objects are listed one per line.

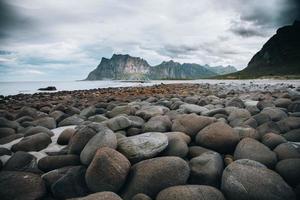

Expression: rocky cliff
xmin=86 ymin=54 xmax=237 ymax=80
xmin=221 ymin=20 xmax=300 ymax=78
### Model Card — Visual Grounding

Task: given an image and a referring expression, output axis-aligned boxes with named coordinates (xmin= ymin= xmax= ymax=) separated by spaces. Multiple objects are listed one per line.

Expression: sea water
xmin=0 ymin=79 xmax=299 ymax=96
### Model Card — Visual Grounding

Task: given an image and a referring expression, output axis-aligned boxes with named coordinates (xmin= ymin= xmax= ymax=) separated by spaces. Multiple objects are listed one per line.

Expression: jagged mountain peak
xmin=86 ymin=54 xmax=237 ymax=80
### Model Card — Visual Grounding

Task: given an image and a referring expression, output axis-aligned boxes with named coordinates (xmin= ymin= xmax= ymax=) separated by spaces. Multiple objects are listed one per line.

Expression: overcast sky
xmin=0 ymin=0 xmax=299 ymax=81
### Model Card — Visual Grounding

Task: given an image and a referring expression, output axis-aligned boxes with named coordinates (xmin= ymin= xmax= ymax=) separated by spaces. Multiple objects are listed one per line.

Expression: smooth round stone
xmin=4 ymin=151 xmax=40 ymax=173
xmin=262 ymin=133 xmax=287 ymax=149
xmin=33 ymin=117 xmax=57 ymax=129
xmin=142 ymin=115 xmax=172 ymax=132
xmin=196 ymin=122 xmax=239 ymax=154
xmin=121 ymin=156 xmax=190 ymax=200
xmin=261 ymin=107 xmax=288 ymax=122
xmin=188 ymin=146 xmax=214 ymax=159
xmin=156 ymin=185 xmax=225 ymax=200
xmin=117 ymin=132 xmax=168 ymax=162
xmin=172 ymin=114 xmax=216 ymax=137
xmin=51 ymin=166 xmax=89 ymax=199
xmin=0 ymin=171 xmax=47 ymax=200
xmin=57 ymin=128 xmax=76 ymax=145
xmin=233 ymin=126 xmax=260 ymax=140
xmin=38 ymin=155 xmax=80 ymax=172
xmin=161 ymin=133 xmax=189 ymax=158
xmin=85 ymin=147 xmax=130 ymax=192
xmin=106 ymin=105 xmax=138 ymax=118
xmin=0 ymin=127 xmax=15 ymax=138
xmin=136 ymin=106 xmax=169 ymax=120
xmin=179 ymin=103 xmax=209 ymax=114
xmin=234 ymin=138 xmax=277 ymax=168
xmin=273 ymin=143 xmax=300 ymax=160
xmin=24 ymin=126 xmax=54 ymax=137
xmin=275 ymin=158 xmax=300 ymax=186
xmin=11 ymin=132 xmax=51 ymax=152
xmin=105 ymin=115 xmax=132 ymax=131
xmin=80 ymin=127 xmax=117 ymax=165
xmin=188 ymin=151 xmax=224 ymax=187
xmin=221 ymin=160 xmax=296 ymax=200
xmin=58 ymin=115 xmax=84 ymax=126
xmin=282 ymin=128 xmax=300 ymax=142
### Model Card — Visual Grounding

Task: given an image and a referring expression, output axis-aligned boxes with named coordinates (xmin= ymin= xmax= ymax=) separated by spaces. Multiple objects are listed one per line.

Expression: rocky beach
xmin=0 ymin=82 xmax=300 ymax=200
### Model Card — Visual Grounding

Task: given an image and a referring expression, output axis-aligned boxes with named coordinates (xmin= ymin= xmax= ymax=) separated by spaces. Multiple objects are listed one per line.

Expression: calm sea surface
xmin=0 ymin=80 xmax=299 ymax=96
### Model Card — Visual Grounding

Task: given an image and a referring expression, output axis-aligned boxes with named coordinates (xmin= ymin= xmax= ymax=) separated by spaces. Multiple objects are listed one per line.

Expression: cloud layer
xmin=0 ymin=0 xmax=299 ymax=81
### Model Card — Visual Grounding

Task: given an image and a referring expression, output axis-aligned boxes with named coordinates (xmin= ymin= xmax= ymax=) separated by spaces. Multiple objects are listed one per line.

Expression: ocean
xmin=0 ymin=79 xmax=299 ymax=96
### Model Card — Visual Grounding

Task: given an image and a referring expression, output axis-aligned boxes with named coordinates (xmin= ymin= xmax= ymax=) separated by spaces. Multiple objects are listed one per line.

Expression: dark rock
xmin=58 ymin=115 xmax=84 ymax=127
xmin=196 ymin=122 xmax=239 ymax=154
xmin=288 ymin=100 xmax=300 ymax=112
xmin=142 ymin=115 xmax=172 ymax=132
xmin=57 ymin=128 xmax=76 ymax=145
xmin=275 ymin=98 xmax=292 ymax=108
xmin=273 ymin=143 xmax=300 ymax=160
xmin=262 ymin=132 xmax=287 ymax=149
xmin=136 ymin=106 xmax=169 ymax=120
xmin=85 ymin=147 xmax=130 ymax=192
xmin=261 ymin=107 xmax=288 ymax=121
xmin=234 ymin=138 xmax=277 ymax=168
xmin=33 ymin=117 xmax=56 ymax=129
xmin=80 ymin=106 xmax=96 ymax=118
xmin=0 ymin=147 xmax=11 ymax=156
xmin=4 ymin=151 xmax=41 ymax=173
xmin=188 ymin=151 xmax=223 ymax=187
xmin=257 ymin=121 xmax=281 ymax=136
xmin=11 ymin=132 xmax=51 ymax=152
xmin=226 ymin=97 xmax=245 ymax=108
xmin=80 ymin=127 xmax=117 ymax=165
xmin=188 ymin=146 xmax=214 ymax=159
xmin=253 ymin=113 xmax=271 ymax=125
xmin=221 ymin=159 xmax=296 ymax=200
xmin=106 ymin=105 xmax=138 ymax=118
xmin=0 ymin=117 xmax=19 ymax=130
xmin=105 ymin=115 xmax=132 ymax=131
xmin=121 ymin=156 xmax=190 ymax=200
xmin=0 ymin=133 xmax=23 ymax=144
xmin=88 ymin=115 xmax=108 ymax=123
xmin=38 ymin=154 xmax=80 ymax=172
xmin=161 ymin=132 xmax=189 ymax=158
xmin=41 ymin=166 xmax=73 ymax=188
xmin=172 ymin=114 xmax=216 ymax=137
xmin=49 ymin=110 xmax=68 ymax=123
xmin=24 ymin=126 xmax=54 ymax=137
xmin=0 ymin=171 xmax=47 ymax=200
xmin=0 ymin=127 xmax=15 ymax=138
xmin=16 ymin=106 xmax=38 ymax=119
xmin=68 ymin=125 xmax=97 ymax=155
xmin=275 ymin=158 xmax=300 ymax=186
xmin=282 ymin=128 xmax=300 ymax=142
xmin=51 ymin=166 xmax=89 ymax=199
xmin=156 ymin=185 xmax=225 ymax=200
xmin=38 ymin=86 xmax=56 ymax=91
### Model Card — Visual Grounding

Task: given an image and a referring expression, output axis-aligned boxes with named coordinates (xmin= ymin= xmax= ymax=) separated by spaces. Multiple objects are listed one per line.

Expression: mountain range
xmin=86 ymin=55 xmax=237 ymax=80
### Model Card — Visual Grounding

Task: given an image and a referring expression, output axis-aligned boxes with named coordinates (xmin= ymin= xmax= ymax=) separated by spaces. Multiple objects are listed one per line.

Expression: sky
xmin=0 ymin=0 xmax=299 ymax=81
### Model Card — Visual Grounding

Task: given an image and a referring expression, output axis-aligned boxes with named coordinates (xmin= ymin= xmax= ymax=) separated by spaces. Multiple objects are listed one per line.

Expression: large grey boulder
xmin=80 ymin=127 xmax=117 ymax=165
xmin=11 ymin=132 xmax=51 ymax=152
xmin=85 ymin=147 xmax=130 ymax=192
xmin=221 ymin=159 xmax=296 ymax=200
xmin=121 ymin=156 xmax=190 ymax=200
xmin=234 ymin=138 xmax=277 ymax=168
xmin=142 ymin=115 xmax=172 ymax=132
xmin=188 ymin=151 xmax=223 ymax=187
xmin=117 ymin=132 xmax=168 ymax=162
xmin=196 ymin=122 xmax=239 ymax=153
